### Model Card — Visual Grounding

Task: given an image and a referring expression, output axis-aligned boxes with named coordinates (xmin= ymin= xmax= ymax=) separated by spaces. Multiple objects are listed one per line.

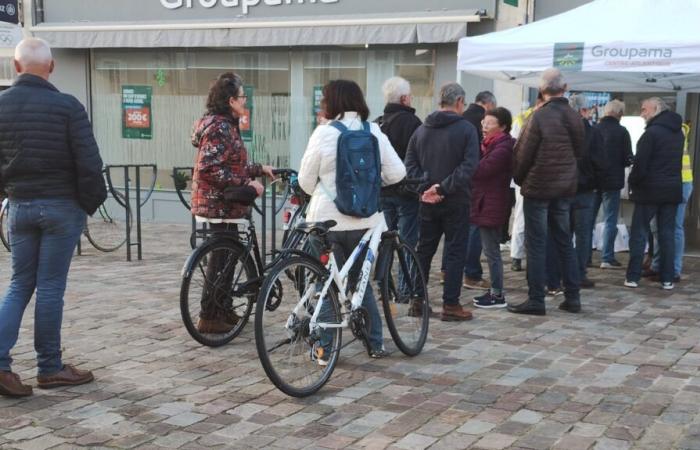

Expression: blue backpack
xmin=329 ymin=121 xmax=381 ymax=218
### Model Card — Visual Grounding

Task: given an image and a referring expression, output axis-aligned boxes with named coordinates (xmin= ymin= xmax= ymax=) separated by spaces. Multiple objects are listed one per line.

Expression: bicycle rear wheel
xmin=0 ymin=200 xmax=10 ymax=251
xmin=181 ymin=239 xmax=257 ymax=347
xmin=85 ymin=191 xmax=132 ymax=252
xmin=381 ymin=239 xmax=429 ymax=356
xmin=255 ymin=255 xmax=342 ymax=397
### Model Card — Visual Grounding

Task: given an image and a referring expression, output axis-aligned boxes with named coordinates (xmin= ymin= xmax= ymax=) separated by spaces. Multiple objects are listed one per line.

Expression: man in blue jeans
xmin=625 ymin=98 xmax=683 ymax=290
xmin=0 ymin=38 xmax=106 ymax=397
xmin=510 ymin=69 xmax=584 ymax=315
xmin=596 ymin=100 xmax=634 ymax=269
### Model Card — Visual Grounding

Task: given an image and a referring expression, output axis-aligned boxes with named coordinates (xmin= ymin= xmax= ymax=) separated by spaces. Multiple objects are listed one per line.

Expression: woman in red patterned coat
xmin=191 ymin=72 xmax=274 ymax=334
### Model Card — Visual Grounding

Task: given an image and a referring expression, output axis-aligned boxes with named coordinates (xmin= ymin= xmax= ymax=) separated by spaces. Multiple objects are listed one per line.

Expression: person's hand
xmin=421 ymin=184 xmax=444 ymax=204
xmin=261 ymin=165 xmax=275 ymax=179
xmin=248 ymin=180 xmax=265 ymax=197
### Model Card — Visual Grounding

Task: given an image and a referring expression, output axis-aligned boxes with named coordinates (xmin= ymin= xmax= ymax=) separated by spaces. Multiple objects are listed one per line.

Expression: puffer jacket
xmin=513 ymin=97 xmax=584 ymax=200
xmin=0 ymin=74 xmax=106 ymax=214
xmin=629 ymin=110 xmax=683 ymax=204
xmin=191 ymin=113 xmax=262 ymax=219
xmin=596 ymin=116 xmax=633 ymax=191
xmin=470 ymin=132 xmax=514 ymax=228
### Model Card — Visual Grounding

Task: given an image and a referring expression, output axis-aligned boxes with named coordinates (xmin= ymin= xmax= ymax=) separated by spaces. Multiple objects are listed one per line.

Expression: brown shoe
xmin=463 ymin=276 xmax=490 ymax=290
xmin=37 ymin=364 xmax=94 ymax=389
xmin=0 ymin=370 xmax=32 ymax=397
xmin=197 ymin=310 xmax=239 ymax=334
xmin=441 ymin=304 xmax=473 ymax=322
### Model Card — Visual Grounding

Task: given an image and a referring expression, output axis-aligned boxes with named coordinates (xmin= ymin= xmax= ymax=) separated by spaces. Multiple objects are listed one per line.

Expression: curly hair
xmin=206 ymin=72 xmax=244 ymax=116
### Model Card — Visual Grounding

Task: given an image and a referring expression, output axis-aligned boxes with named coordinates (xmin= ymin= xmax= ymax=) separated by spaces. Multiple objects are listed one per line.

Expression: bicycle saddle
xmin=295 ymin=220 xmax=337 ymax=235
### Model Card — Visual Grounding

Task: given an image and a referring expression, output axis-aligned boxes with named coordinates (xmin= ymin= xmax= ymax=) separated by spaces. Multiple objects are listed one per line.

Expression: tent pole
xmin=677 ymin=91 xmax=689 ymax=119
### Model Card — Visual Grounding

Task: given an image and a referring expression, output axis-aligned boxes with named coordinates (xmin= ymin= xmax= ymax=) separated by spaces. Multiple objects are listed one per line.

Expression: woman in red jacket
xmin=470 ymin=107 xmax=515 ymax=308
xmin=191 ymin=72 xmax=274 ymax=334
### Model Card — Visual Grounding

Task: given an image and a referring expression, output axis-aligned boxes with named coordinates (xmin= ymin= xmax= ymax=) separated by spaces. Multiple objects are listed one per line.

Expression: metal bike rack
xmin=105 ymin=164 xmax=158 ymax=261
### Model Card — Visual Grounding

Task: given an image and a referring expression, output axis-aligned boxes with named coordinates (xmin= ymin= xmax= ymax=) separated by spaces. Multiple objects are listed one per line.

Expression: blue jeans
xmin=600 ymin=190 xmax=621 ymax=263
xmin=651 ymin=182 xmax=693 ymax=277
xmin=417 ymin=200 xmax=470 ymax=305
xmin=382 ymin=195 xmax=419 ymax=297
xmin=573 ymin=191 xmax=595 ymax=279
xmin=627 ymin=203 xmax=675 ymax=283
xmin=524 ymin=197 xmax=580 ymax=307
xmin=441 ymin=223 xmax=482 ymax=280
xmin=0 ymin=198 xmax=86 ymax=375
xmin=323 ymin=230 xmax=383 ymax=351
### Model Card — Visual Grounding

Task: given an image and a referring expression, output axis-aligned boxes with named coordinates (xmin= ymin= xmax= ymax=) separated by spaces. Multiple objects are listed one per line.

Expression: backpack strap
xmin=329 ymin=121 xmax=348 ymax=133
xmin=362 ymin=121 xmax=370 ymax=132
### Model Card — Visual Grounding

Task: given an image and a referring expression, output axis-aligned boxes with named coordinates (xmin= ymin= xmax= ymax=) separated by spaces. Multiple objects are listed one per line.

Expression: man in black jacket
xmin=377 ymin=77 xmax=422 ymax=251
xmin=405 ymin=82 xmax=479 ymax=321
xmin=0 ymin=38 xmax=106 ymax=397
xmin=596 ymin=100 xmax=633 ymax=269
xmin=458 ymin=91 xmax=497 ymax=290
xmin=625 ymin=97 xmax=683 ymax=290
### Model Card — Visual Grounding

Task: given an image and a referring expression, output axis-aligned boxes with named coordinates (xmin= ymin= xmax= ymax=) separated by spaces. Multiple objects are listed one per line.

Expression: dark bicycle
xmin=179 ymin=169 xmax=311 ymax=347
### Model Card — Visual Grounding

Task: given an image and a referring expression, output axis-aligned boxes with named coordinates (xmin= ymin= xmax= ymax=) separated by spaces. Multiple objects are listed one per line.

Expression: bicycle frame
xmin=289 ymin=218 xmax=388 ymax=334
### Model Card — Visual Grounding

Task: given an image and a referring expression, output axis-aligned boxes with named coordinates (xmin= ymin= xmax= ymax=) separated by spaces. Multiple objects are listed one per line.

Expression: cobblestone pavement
xmin=1 ymin=223 xmax=700 ymax=450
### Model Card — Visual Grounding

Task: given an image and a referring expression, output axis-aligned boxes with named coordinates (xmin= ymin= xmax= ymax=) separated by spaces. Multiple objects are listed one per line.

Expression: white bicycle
xmin=254 ymin=182 xmax=430 ymax=397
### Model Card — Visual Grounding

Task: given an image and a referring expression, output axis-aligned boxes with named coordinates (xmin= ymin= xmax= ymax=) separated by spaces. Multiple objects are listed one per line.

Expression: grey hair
xmin=644 ymin=97 xmax=669 ymax=117
xmin=439 ymin=82 xmax=466 ymax=108
xmin=540 ymin=68 xmax=567 ymax=95
xmin=14 ymin=38 xmax=53 ymax=67
xmin=475 ymin=91 xmax=496 ymax=106
xmin=568 ymin=94 xmax=587 ymax=111
xmin=604 ymin=99 xmax=625 ymax=117
xmin=382 ymin=77 xmax=411 ymax=104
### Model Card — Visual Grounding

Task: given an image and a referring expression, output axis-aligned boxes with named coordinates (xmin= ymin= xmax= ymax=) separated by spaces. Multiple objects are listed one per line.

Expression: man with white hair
xmin=596 ymin=100 xmax=633 ymax=269
xmin=0 ymin=38 xmax=106 ymax=397
xmin=377 ymin=77 xmax=422 ymax=251
xmin=624 ymin=97 xmax=683 ymax=290
xmin=509 ymin=68 xmax=584 ymax=316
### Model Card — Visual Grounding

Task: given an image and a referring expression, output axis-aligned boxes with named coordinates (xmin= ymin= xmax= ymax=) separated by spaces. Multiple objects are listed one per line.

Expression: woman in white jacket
xmin=299 ymin=80 xmax=406 ymax=361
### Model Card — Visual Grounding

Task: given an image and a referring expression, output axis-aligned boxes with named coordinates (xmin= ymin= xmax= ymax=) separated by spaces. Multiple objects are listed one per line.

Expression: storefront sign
xmin=161 ymin=0 xmax=339 ymax=15
xmin=240 ymin=85 xmax=254 ymax=143
xmin=555 ymin=42 xmax=678 ymax=72
xmin=0 ymin=1 xmax=18 ymax=24
xmin=312 ymin=85 xmax=323 ymax=129
xmin=122 ymin=86 xmax=153 ymax=140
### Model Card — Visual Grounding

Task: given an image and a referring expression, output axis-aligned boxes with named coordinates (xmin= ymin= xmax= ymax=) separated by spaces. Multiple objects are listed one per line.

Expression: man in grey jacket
xmin=0 ymin=38 xmax=106 ymax=397
xmin=405 ymin=82 xmax=479 ymax=321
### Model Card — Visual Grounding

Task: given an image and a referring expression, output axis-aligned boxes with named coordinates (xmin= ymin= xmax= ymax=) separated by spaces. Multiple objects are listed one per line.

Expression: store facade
xmin=30 ymin=0 xmax=496 ymax=193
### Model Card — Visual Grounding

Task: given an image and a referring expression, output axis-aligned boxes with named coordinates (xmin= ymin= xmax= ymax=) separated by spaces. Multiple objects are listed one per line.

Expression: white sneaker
xmin=661 ymin=282 xmax=674 ymax=290
xmin=500 ymin=241 xmax=511 ymax=252
xmin=624 ymin=280 xmax=638 ymax=288
xmin=600 ymin=262 xmax=622 ymax=270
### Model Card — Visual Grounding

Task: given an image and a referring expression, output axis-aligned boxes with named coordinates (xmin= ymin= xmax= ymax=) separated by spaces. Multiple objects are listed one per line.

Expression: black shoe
xmin=580 ymin=278 xmax=595 ymax=289
xmin=511 ymin=258 xmax=522 ymax=272
xmin=558 ymin=300 xmax=581 ymax=313
xmin=369 ymin=348 xmax=390 ymax=359
xmin=473 ymin=292 xmax=507 ymax=309
xmin=507 ymin=301 xmax=545 ymax=316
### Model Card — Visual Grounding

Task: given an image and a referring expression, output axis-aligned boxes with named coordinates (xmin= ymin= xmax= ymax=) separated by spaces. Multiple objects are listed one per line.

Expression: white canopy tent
xmin=457 ymin=0 xmax=700 ymax=93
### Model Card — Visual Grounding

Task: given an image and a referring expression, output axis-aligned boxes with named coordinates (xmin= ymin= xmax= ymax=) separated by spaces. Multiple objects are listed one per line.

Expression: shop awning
xmin=457 ymin=0 xmax=700 ymax=92
xmin=32 ymin=10 xmax=482 ymax=49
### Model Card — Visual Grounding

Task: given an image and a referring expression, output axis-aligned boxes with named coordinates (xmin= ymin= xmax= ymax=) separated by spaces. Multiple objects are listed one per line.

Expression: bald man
xmin=0 ymin=38 xmax=106 ymax=397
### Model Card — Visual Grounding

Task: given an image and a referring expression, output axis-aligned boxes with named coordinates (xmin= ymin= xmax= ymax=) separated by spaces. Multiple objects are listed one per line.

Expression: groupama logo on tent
xmin=553 ymin=42 xmax=584 ymax=71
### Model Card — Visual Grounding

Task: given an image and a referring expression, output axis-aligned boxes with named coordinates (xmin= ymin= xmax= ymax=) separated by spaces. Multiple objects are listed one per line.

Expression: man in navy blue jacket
xmin=0 ymin=38 xmax=106 ymax=397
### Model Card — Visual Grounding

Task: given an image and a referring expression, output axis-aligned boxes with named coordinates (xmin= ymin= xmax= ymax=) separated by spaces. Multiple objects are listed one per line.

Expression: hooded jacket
xmin=463 ymin=103 xmax=486 ymax=144
xmin=629 ymin=110 xmax=684 ymax=204
xmin=513 ymin=97 xmax=584 ymax=200
xmin=0 ymin=74 xmax=106 ymax=215
xmin=470 ymin=132 xmax=515 ymax=227
xmin=190 ymin=113 xmax=262 ymax=219
xmin=377 ymin=103 xmax=422 ymax=161
xmin=595 ymin=116 xmax=633 ymax=191
xmin=404 ymin=110 xmax=479 ymax=203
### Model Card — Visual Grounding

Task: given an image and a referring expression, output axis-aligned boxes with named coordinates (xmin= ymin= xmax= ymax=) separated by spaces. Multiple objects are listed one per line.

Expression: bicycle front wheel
xmin=381 ymin=239 xmax=429 ymax=356
xmin=85 ymin=191 xmax=132 ymax=252
xmin=180 ymin=239 xmax=257 ymax=347
xmin=255 ymin=255 xmax=341 ymax=397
